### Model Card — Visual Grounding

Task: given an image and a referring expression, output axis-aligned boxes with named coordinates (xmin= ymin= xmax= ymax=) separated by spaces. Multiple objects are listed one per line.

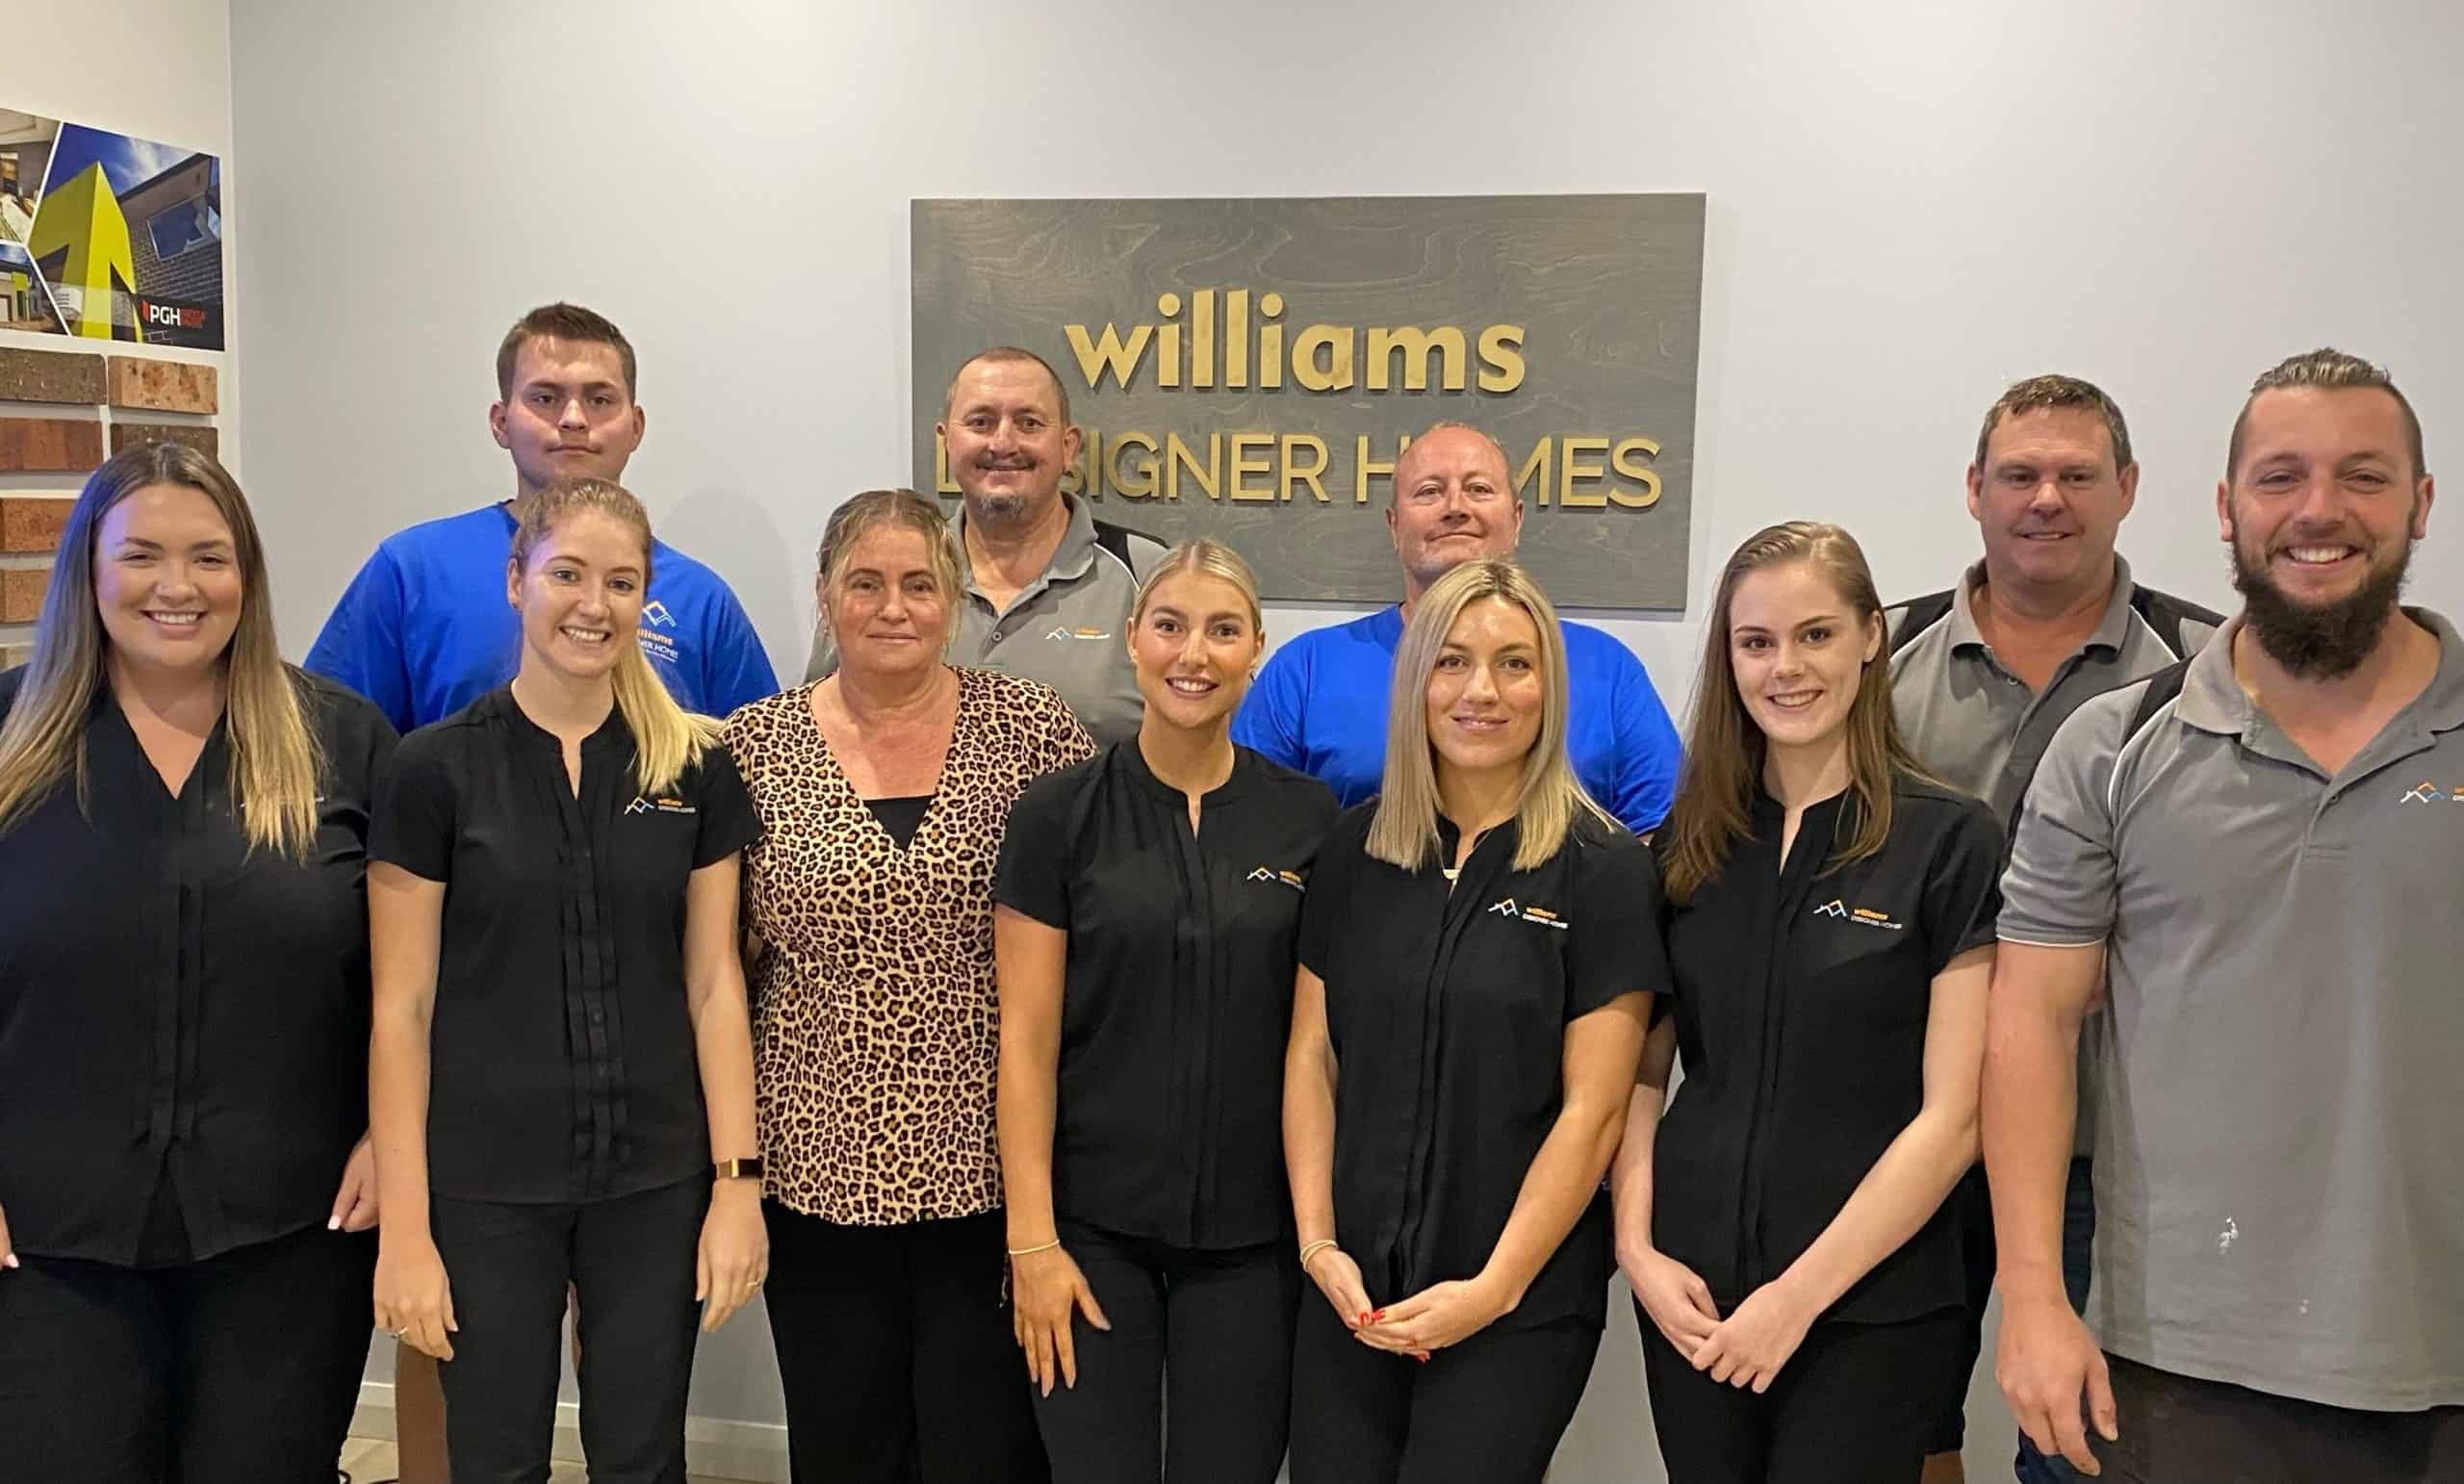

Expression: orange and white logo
xmin=1813 ymin=899 xmax=1903 ymax=931
xmin=1487 ymin=897 xmax=1569 ymax=931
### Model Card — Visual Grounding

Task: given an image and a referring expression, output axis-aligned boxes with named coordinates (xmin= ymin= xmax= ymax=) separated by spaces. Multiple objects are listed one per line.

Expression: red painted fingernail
xmin=1357 ymin=1311 xmax=1372 ymax=1324
xmin=1371 ymin=1309 xmax=1387 ymax=1321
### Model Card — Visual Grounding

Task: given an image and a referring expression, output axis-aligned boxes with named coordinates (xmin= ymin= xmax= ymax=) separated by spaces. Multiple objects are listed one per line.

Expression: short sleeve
xmin=1038 ymin=689 xmax=1097 ymax=775
xmin=371 ymin=729 xmax=458 ymax=882
xmin=700 ymin=589 xmax=782 ymax=713
xmin=1996 ymin=700 xmax=2125 ymax=949
xmin=691 ymin=744 xmax=760 ymax=867
xmin=1296 ymin=806 xmax=1373 ymax=979
xmin=1565 ymin=830 xmax=1670 ymax=1020
xmin=1604 ymin=647 xmax=1683 ymax=836
xmin=993 ymin=772 xmax=1074 ymax=930
xmin=1922 ymin=798 xmax=2007 ymax=977
xmin=1230 ymin=644 xmax=1309 ymax=772
xmin=305 ymin=548 xmax=417 ymax=734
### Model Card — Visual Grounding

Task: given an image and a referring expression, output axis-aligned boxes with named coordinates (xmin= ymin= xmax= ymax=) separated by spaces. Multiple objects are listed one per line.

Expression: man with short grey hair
xmin=1886 ymin=372 xmax=2220 ymax=1484
xmin=804 ymin=345 xmax=1165 ymax=742
xmin=1987 ymin=348 xmax=2462 ymax=1482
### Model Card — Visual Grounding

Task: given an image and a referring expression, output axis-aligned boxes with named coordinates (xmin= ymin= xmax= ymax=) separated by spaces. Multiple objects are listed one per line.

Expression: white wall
xmin=229 ymin=2 xmax=2464 ymax=1478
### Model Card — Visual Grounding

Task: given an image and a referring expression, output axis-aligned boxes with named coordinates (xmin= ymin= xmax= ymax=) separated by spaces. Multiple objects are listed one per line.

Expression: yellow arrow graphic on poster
xmin=25 ymin=163 xmax=138 ymax=341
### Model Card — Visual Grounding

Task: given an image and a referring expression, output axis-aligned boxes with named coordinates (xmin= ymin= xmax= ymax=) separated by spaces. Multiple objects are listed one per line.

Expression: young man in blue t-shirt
xmin=1233 ymin=421 xmax=1681 ymax=834
xmin=307 ymin=302 xmax=776 ymax=730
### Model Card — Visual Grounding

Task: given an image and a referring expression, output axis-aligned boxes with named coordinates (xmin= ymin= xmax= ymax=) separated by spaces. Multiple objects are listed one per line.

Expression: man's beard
xmin=2229 ymin=521 xmax=2411 ymax=678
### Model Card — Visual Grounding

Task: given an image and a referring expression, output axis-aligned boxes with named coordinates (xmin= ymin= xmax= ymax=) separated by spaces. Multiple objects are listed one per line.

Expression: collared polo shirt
xmin=1652 ymin=775 xmax=2003 ymax=1321
xmin=1298 ymin=806 xmax=1665 ymax=1330
xmin=308 ymin=501 xmax=779 ymax=733
xmin=2000 ymin=608 xmax=2464 ymax=1411
xmin=0 ymin=668 xmax=395 ymax=1265
xmin=994 ymin=740 xmax=1338 ymax=1249
xmin=803 ymin=494 xmax=1168 ymax=745
xmin=372 ymin=686 xmax=758 ymax=1204
xmin=1888 ymin=557 xmax=2223 ymax=828
xmin=1889 ymin=557 xmax=2222 ymax=1155
xmin=1232 ymin=606 xmax=1683 ymax=835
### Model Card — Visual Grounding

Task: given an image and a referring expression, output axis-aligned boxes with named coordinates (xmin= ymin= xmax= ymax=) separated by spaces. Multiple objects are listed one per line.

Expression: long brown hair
xmin=0 ymin=444 xmax=323 ymax=856
xmin=1658 ymin=521 xmax=1928 ymax=904
xmin=1367 ymin=559 xmax=1612 ymax=873
xmin=508 ymin=478 xmax=719 ymax=793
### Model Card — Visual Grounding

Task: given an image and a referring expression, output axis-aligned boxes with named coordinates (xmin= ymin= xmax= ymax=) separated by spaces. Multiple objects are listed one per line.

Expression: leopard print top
xmin=723 ymin=668 xmax=1094 ymax=1225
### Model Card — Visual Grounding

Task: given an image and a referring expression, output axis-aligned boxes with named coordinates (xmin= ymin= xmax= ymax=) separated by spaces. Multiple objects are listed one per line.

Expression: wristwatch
xmin=713 ymin=1157 xmax=765 ymax=1181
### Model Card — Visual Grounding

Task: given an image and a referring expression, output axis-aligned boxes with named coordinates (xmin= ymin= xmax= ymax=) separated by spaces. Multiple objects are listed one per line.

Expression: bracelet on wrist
xmin=1297 ymin=1239 xmax=1338 ymax=1272
xmin=1006 ymin=1238 xmax=1063 ymax=1258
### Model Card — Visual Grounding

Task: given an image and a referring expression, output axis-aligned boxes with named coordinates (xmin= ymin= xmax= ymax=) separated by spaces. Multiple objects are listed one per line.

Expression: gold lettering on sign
xmin=1167 ymin=432 xmax=1220 ymax=500
xmin=1558 ymin=437 xmax=1610 ymax=508
xmin=1477 ymin=325 xmax=1527 ymax=393
xmin=1515 ymin=437 xmax=1552 ymax=506
xmin=1610 ymin=437 xmax=1662 ymax=508
xmin=1354 ymin=434 xmax=1403 ymax=504
xmin=1366 ymin=326 xmax=1467 ymax=392
xmin=1293 ymin=325 xmax=1355 ymax=393
xmin=1156 ymin=294 xmax=1183 ymax=390
xmin=1110 ymin=430 xmax=1160 ymax=498
xmin=1228 ymin=434 xmax=1275 ymax=500
xmin=1281 ymin=434 xmax=1330 ymax=502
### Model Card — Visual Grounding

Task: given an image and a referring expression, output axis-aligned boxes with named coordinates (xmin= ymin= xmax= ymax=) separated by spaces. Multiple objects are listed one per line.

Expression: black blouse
xmin=372 ymin=686 xmax=757 ymax=1205
xmin=1297 ymin=804 xmax=1664 ymax=1330
xmin=1652 ymin=773 xmax=2002 ymax=1323
xmin=0 ymin=667 xmax=395 ymax=1266
xmin=995 ymin=741 xmax=1338 ymax=1249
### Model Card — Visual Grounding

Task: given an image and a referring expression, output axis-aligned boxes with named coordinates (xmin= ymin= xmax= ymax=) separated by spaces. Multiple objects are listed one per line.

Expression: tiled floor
xmin=339 ymin=1435 xmax=755 ymax=1483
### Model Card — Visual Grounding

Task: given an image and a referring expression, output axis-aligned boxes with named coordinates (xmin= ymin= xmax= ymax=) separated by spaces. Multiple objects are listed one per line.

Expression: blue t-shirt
xmin=306 ymin=503 xmax=778 ymax=733
xmin=1231 ymin=605 xmax=1682 ymax=834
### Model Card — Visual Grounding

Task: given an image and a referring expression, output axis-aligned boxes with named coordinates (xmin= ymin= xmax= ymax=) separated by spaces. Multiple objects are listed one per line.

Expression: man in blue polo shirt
xmin=307 ymin=302 xmax=776 ymax=729
xmin=1233 ymin=421 xmax=1681 ymax=833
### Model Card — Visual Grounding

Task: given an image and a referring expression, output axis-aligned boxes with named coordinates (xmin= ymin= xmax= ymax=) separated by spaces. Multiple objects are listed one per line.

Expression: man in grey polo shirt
xmin=805 ymin=345 xmax=1165 ymax=741
xmin=1987 ymin=347 xmax=2462 ymax=1482
xmin=1886 ymin=373 xmax=2220 ymax=1484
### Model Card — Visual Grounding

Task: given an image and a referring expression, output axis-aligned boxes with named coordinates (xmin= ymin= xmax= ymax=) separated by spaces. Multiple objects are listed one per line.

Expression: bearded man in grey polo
xmin=1985 ymin=348 xmax=2463 ymax=1484
xmin=805 ymin=346 xmax=1164 ymax=742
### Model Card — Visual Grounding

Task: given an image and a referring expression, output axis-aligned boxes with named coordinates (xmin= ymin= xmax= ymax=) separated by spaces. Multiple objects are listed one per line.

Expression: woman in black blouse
xmin=1283 ymin=559 xmax=1658 ymax=1484
xmin=0 ymin=445 xmax=394 ymax=1483
xmin=1609 ymin=522 xmax=2000 ymax=1484
xmin=367 ymin=477 xmax=765 ymax=1483
xmin=994 ymin=538 xmax=1337 ymax=1482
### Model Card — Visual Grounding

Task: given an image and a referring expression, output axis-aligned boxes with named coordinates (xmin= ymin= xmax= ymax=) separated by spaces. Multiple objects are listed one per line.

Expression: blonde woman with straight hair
xmin=0 ymin=445 xmax=398 ymax=1481
xmin=368 ymin=477 xmax=766 ymax=1482
xmin=1283 ymin=559 xmax=1663 ymax=1484
xmin=993 ymin=538 xmax=1336 ymax=1481
xmin=1608 ymin=522 xmax=2002 ymax=1484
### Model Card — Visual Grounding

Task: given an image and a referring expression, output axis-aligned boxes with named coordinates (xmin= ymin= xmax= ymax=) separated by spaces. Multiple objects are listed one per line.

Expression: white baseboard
xmin=351 ymin=1380 xmax=791 ymax=1484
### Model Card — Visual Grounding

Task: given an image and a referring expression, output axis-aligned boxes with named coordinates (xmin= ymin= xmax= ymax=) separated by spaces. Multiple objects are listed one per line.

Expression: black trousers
xmin=762 ymin=1201 xmax=1049 ymax=1484
xmin=2087 ymin=1352 xmax=2463 ymax=1484
xmin=1026 ymin=1219 xmax=1299 ymax=1484
xmin=1287 ymin=1288 xmax=1603 ymax=1484
xmin=429 ymin=1175 xmax=709 ymax=1484
xmin=1930 ymin=1162 xmax=1996 ymax=1455
xmin=0 ymin=1222 xmax=374 ymax=1484
xmin=1642 ymin=1305 xmax=1962 ymax=1484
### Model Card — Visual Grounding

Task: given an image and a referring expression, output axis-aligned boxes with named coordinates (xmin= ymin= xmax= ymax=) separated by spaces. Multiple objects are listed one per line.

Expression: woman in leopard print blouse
xmin=722 ymin=489 xmax=1091 ymax=1484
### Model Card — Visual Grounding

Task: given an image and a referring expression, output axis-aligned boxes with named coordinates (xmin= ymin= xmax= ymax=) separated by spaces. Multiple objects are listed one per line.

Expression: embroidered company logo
xmin=1046 ymin=625 xmax=1114 ymax=642
xmin=1813 ymin=899 xmax=1904 ymax=931
xmin=641 ymin=600 xmax=678 ymax=629
xmin=2399 ymin=780 xmax=2464 ymax=804
xmin=1245 ymin=865 xmax=1306 ymax=891
xmin=625 ymin=795 xmax=699 ymax=816
xmin=1486 ymin=897 xmax=1569 ymax=931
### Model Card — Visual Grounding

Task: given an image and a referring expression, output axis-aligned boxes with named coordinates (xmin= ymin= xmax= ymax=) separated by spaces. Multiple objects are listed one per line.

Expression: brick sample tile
xmin=107 ymin=358 xmax=219 ymax=415
xmin=0 ymin=419 xmax=105 ymax=473
xmin=109 ymin=422 xmax=219 ymax=458
xmin=2 ymin=567 xmax=48 ymax=624
xmin=0 ymin=349 xmax=108 ymax=405
xmin=0 ymin=497 xmax=72 ymax=553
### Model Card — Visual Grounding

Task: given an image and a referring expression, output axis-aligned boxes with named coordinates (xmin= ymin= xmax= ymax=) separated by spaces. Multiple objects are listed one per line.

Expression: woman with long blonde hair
xmin=367 ymin=476 xmax=766 ymax=1481
xmin=0 ymin=444 xmax=397 ymax=1481
xmin=1609 ymin=522 xmax=2002 ymax=1483
xmin=1282 ymin=559 xmax=1661 ymax=1483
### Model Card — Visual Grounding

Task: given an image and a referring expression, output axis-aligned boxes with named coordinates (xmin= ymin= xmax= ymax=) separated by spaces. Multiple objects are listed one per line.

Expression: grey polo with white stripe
xmin=1888 ymin=557 xmax=2223 ymax=1156
xmin=805 ymin=493 xmax=1167 ymax=744
xmin=1998 ymin=607 xmax=2464 ymax=1411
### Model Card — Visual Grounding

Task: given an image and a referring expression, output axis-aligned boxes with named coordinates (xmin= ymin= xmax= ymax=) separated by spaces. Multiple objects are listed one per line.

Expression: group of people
xmin=0 ymin=297 xmax=2452 ymax=1484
